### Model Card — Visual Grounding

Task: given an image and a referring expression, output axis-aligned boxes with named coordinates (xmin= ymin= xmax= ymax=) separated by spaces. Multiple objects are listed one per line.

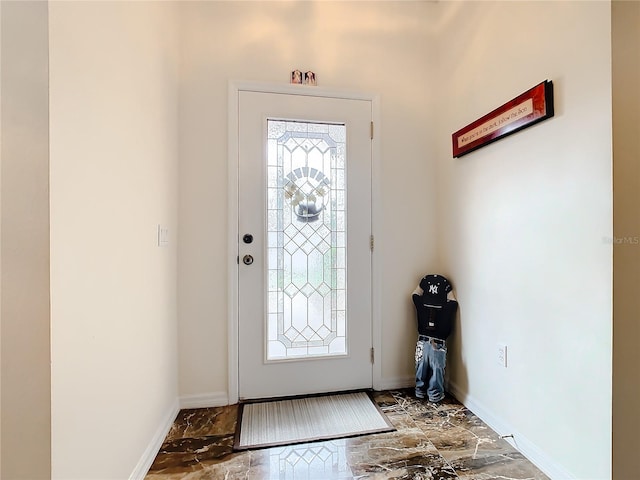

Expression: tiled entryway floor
xmin=146 ymin=389 xmax=549 ymax=479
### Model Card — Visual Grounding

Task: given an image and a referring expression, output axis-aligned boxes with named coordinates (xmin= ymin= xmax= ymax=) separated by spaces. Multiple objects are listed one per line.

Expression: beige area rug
xmin=233 ymin=391 xmax=395 ymax=451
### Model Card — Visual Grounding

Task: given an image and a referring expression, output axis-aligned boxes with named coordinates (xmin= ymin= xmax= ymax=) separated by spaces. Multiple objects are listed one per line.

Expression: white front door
xmin=237 ymin=89 xmax=373 ymax=400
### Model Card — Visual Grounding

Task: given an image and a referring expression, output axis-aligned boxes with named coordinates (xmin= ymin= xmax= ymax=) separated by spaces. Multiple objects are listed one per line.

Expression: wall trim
xmin=227 ymin=81 xmax=240 ymax=405
xmin=128 ymin=398 xmax=180 ymax=480
xmin=370 ymin=94 xmax=383 ymax=393
xmin=375 ymin=375 xmax=414 ymax=392
xmin=129 ymin=391 xmax=230 ymax=480
xmin=179 ymin=391 xmax=229 ymax=409
xmin=447 ymin=381 xmax=575 ymax=480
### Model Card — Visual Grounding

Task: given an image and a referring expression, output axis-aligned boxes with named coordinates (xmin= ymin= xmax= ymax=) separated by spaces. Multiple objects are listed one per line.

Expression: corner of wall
xmin=0 ymin=1 xmax=52 ymax=477
xmin=128 ymin=399 xmax=180 ymax=480
xmin=612 ymin=1 xmax=640 ymax=479
xmin=179 ymin=391 xmax=230 ymax=409
xmin=447 ymin=381 xmax=576 ymax=480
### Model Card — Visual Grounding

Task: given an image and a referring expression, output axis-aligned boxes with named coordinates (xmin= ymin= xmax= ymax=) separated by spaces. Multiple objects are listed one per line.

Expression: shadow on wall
xmin=446 ymin=306 xmax=469 ymax=398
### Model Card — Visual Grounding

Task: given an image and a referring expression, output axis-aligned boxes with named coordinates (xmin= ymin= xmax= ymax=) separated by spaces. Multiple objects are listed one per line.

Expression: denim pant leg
xmin=414 ymin=339 xmax=428 ymax=398
xmin=426 ymin=340 xmax=447 ymax=402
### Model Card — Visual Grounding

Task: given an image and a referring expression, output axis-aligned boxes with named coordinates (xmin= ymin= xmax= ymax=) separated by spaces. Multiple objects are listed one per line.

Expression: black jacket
xmin=412 ymin=296 xmax=458 ymax=340
xmin=412 ymin=274 xmax=458 ymax=340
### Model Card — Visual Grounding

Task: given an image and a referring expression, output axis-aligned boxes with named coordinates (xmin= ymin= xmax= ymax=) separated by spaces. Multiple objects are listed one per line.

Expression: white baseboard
xmin=129 ymin=398 xmax=180 ymax=480
xmin=179 ymin=391 xmax=229 ymax=409
xmin=129 ymin=391 xmax=229 ymax=480
xmin=447 ymin=381 xmax=575 ymax=480
xmin=374 ymin=375 xmax=414 ymax=391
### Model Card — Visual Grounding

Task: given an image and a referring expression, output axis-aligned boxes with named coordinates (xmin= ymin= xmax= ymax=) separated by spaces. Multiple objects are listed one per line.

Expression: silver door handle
xmin=242 ymin=255 xmax=254 ymax=265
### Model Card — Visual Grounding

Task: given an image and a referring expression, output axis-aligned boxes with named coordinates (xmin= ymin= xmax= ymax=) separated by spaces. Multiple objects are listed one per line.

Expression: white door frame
xmin=227 ymin=81 xmax=382 ymax=404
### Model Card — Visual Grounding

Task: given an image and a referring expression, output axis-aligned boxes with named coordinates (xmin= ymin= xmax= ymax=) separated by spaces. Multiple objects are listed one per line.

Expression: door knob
xmin=243 ymin=234 xmax=254 ymax=244
xmin=242 ymin=255 xmax=254 ymax=265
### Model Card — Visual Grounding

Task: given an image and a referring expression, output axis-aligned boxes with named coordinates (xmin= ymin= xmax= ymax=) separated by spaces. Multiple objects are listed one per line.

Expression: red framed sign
xmin=452 ymin=80 xmax=554 ymax=158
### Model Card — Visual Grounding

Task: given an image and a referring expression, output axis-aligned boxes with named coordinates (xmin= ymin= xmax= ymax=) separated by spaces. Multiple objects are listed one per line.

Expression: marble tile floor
xmin=146 ymin=389 xmax=549 ymax=480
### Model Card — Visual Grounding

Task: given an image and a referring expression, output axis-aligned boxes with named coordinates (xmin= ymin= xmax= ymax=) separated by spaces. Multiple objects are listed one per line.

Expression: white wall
xmin=178 ymin=1 xmax=439 ymax=399
xmin=434 ymin=2 xmax=612 ymax=479
xmin=612 ymin=1 xmax=640 ymax=479
xmin=49 ymin=2 xmax=180 ymax=478
xmin=0 ymin=1 xmax=51 ymax=478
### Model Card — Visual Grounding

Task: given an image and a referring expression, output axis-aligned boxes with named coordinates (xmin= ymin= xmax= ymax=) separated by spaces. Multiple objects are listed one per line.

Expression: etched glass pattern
xmin=267 ymin=120 xmax=347 ymax=360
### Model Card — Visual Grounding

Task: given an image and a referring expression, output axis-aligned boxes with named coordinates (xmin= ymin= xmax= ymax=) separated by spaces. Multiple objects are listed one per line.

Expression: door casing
xmin=227 ymin=81 xmax=382 ymax=404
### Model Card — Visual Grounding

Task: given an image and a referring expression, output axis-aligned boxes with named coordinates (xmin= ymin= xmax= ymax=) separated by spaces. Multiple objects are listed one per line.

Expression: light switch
xmin=158 ymin=225 xmax=169 ymax=247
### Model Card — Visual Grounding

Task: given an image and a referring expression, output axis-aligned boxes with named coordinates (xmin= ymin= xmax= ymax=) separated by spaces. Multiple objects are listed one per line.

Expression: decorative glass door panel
xmin=237 ymin=89 xmax=372 ymax=400
xmin=267 ymin=120 xmax=347 ymax=360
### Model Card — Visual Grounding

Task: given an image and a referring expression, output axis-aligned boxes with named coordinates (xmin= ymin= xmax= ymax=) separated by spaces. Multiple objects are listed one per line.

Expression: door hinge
xmin=370 ymin=121 xmax=374 ymax=140
xmin=370 ymin=347 xmax=375 ymax=364
xmin=370 ymin=235 xmax=374 ymax=251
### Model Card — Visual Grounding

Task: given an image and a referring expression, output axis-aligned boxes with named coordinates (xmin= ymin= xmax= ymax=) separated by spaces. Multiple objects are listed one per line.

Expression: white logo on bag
xmin=429 ymin=285 xmax=438 ymax=295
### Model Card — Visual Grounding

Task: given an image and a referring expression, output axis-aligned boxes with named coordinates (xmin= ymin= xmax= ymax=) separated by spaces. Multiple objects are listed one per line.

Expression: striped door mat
xmin=234 ymin=391 xmax=395 ymax=450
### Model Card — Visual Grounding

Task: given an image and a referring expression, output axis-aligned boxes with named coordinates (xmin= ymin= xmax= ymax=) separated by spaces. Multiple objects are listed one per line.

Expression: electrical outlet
xmin=497 ymin=344 xmax=508 ymax=368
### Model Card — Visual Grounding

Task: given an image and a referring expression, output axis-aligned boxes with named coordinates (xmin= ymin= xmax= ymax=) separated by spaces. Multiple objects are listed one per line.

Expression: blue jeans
xmin=415 ymin=335 xmax=447 ymax=402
